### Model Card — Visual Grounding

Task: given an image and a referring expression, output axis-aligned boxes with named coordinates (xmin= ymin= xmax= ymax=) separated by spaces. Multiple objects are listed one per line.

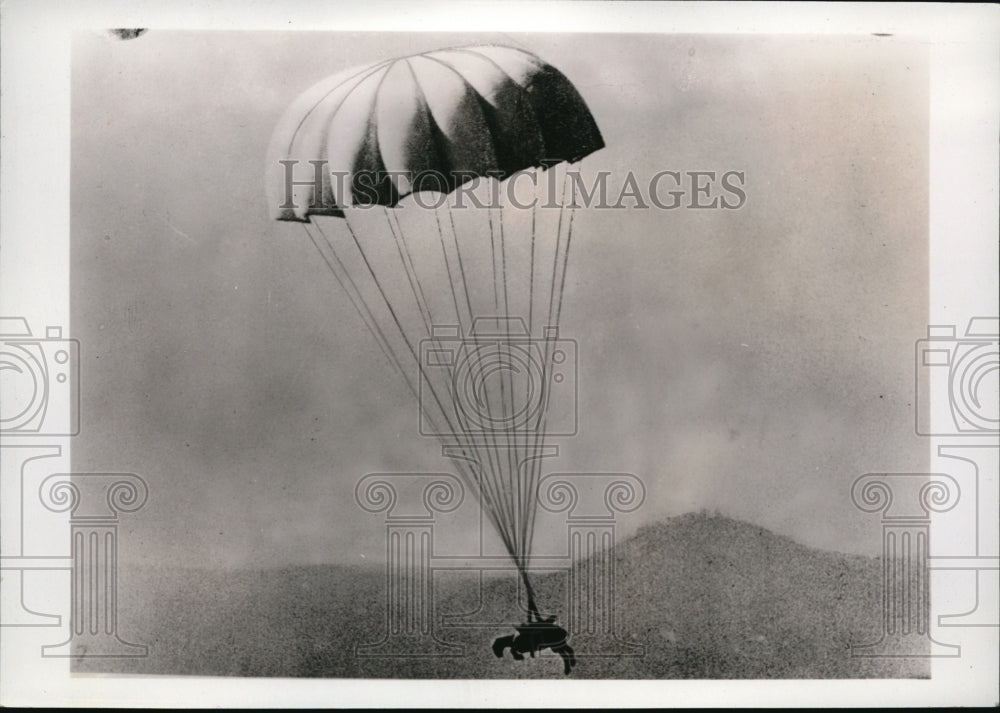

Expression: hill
xmin=77 ymin=512 xmax=925 ymax=678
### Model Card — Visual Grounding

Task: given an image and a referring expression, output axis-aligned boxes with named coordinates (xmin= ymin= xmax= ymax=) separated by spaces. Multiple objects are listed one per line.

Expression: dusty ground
xmin=78 ymin=512 xmax=926 ymax=678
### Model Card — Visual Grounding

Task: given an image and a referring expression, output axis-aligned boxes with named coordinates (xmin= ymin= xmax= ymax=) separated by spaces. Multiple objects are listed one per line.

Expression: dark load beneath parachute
xmin=266 ymin=44 xmax=604 ymax=650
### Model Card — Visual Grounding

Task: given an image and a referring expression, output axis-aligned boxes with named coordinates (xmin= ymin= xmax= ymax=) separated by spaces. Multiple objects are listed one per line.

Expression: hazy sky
xmin=71 ymin=31 xmax=928 ymax=567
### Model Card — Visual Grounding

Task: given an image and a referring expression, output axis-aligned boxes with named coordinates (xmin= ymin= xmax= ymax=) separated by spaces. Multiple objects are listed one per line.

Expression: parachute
xmin=265 ymin=44 xmax=604 ymax=619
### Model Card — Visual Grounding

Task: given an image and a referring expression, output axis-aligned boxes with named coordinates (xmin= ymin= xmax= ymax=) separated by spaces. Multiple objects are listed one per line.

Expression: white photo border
xmin=1 ymin=0 xmax=997 ymax=708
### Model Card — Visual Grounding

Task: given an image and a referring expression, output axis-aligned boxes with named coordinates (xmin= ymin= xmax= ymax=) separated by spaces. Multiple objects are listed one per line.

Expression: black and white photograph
xmin=1 ymin=1 xmax=997 ymax=708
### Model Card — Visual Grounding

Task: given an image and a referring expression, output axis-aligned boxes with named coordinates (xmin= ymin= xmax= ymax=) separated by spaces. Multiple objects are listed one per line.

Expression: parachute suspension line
xmin=487 ymin=204 xmax=519 ymax=561
xmin=448 ymin=210 xmax=513 ymax=551
xmin=524 ymin=171 xmax=567 ymax=557
xmin=302 ymin=221 xmax=395 ymax=371
xmin=430 ymin=206 xmax=503 ymax=526
xmin=391 ymin=58 xmax=518 ymax=552
xmin=384 ymin=208 xmax=433 ymax=337
xmin=528 ymin=191 xmax=577 ymax=561
xmin=435 ymin=206 xmax=519 ymax=556
xmin=385 ymin=206 xmax=513 ymax=518
xmin=306 ymin=220 xmax=496 ymax=533
xmin=446 ymin=204 xmax=521 ymax=567
xmin=431 ymin=209 xmax=514 ymax=546
xmin=521 ymin=169 xmax=571 ymax=621
xmin=524 ymin=169 xmax=572 ymax=565
xmin=498 ymin=204 xmax=522 ymax=570
xmin=519 ymin=181 xmax=538 ymax=566
xmin=336 ymin=212 xmax=498 ymax=530
xmin=409 ymin=205 xmax=518 ymax=552
xmin=491 ymin=203 xmax=520 ymax=566
xmin=269 ymin=47 xmax=607 ymax=624
xmin=543 ymin=170 xmax=571 ymax=411
xmin=447 ymin=209 xmax=474 ymax=337
xmin=554 ymin=197 xmax=577 ymax=327
xmin=433 ymin=208 xmax=464 ymax=324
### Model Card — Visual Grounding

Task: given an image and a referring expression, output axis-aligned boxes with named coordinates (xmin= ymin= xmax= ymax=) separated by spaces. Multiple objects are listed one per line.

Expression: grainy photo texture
xmin=66 ymin=30 xmax=934 ymax=679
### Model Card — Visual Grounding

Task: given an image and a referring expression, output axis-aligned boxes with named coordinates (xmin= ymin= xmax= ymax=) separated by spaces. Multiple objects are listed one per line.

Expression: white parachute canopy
xmin=266 ymin=44 xmax=605 ymax=616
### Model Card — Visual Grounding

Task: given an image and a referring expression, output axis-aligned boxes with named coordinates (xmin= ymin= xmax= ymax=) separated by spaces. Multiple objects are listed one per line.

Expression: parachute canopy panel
xmin=266 ymin=45 xmax=605 ymax=222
